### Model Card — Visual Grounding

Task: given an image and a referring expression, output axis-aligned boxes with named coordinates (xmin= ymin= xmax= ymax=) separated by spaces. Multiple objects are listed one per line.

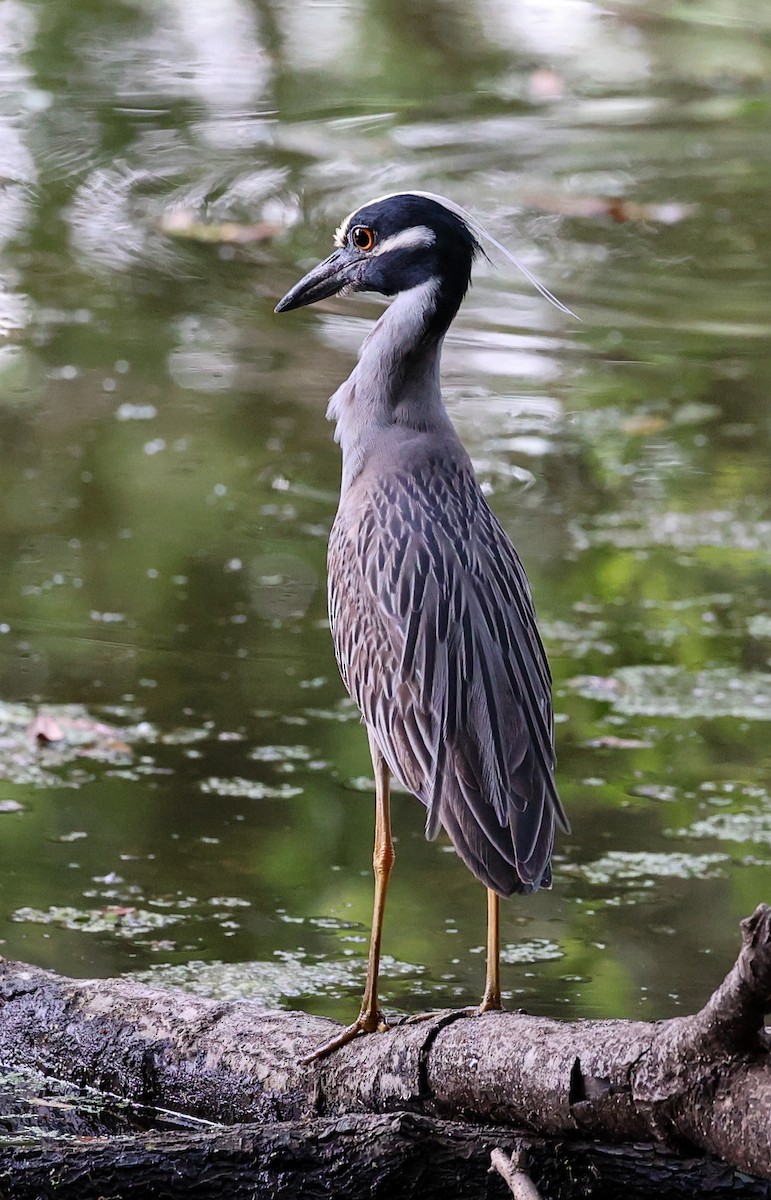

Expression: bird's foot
xmin=399 ymin=1006 xmax=476 ymax=1025
xmin=303 ymin=996 xmax=506 ymax=1062
xmin=301 ymin=1009 xmax=387 ymax=1065
xmin=401 ymin=996 xmax=508 ymax=1026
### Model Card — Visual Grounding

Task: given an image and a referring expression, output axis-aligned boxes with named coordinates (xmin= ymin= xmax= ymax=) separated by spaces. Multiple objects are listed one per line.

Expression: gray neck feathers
xmin=326 ymin=279 xmax=455 ymax=494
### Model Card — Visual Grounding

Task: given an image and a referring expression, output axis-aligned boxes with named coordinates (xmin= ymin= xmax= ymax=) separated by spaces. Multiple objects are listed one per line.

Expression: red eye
xmin=351 ymin=225 xmax=375 ymax=251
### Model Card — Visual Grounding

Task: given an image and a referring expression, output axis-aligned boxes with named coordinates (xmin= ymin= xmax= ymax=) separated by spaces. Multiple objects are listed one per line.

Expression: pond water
xmin=0 ymin=0 xmax=769 ymax=1031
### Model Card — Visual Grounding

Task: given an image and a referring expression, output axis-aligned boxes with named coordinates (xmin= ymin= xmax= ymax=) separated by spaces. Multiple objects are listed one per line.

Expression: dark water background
xmin=0 ymin=0 xmax=769 ymax=1029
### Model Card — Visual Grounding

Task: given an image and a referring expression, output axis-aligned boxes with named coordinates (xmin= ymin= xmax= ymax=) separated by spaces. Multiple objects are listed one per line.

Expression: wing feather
xmin=328 ymin=450 xmax=568 ymax=897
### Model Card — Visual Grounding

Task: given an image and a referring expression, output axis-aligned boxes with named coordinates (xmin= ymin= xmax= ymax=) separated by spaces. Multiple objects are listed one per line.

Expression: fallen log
xmin=0 ymin=905 xmax=769 ymax=1194
xmin=2 ymin=1112 xmax=769 ymax=1200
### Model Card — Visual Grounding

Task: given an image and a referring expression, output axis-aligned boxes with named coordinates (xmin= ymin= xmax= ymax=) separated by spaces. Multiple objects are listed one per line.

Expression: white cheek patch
xmin=372 ymin=225 xmax=436 ymax=256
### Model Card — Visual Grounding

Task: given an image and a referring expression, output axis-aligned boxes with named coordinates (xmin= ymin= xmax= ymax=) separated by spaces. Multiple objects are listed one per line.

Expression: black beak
xmin=275 ymin=248 xmax=356 ymax=313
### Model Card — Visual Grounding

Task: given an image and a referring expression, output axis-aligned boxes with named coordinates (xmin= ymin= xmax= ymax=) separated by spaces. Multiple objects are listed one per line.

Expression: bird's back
xmin=328 ymin=425 xmax=568 ymax=898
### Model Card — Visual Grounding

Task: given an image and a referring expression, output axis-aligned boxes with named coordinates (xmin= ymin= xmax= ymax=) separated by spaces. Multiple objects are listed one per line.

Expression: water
xmin=0 ymin=0 xmax=769 ymax=1033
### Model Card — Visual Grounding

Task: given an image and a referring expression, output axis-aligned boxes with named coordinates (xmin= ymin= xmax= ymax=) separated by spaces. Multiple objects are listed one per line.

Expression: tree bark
xmin=0 ymin=905 xmax=769 ymax=1194
xmin=2 ymin=1113 xmax=769 ymax=1200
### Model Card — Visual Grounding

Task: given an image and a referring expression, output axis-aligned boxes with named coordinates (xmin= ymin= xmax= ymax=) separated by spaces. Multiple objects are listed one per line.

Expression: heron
xmin=275 ymin=192 xmax=569 ymax=1060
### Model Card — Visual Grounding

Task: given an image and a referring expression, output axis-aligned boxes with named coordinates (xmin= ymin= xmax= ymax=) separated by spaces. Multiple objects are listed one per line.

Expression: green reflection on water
xmin=0 ymin=0 xmax=769 ymax=1031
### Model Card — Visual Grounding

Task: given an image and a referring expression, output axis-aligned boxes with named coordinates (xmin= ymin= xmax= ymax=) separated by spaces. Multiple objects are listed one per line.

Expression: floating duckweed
xmin=539 ymin=619 xmax=615 ymax=658
xmin=248 ymin=744 xmax=313 ymax=763
xmin=308 ymin=915 xmax=359 ymax=930
xmin=199 ymin=776 xmax=303 ymax=799
xmin=302 ymin=701 xmax=359 ymax=723
xmin=629 ymin=783 xmax=678 ymax=803
xmin=677 ymin=811 xmax=771 ymax=846
xmin=577 ymin=850 xmax=728 ymax=886
xmin=500 ymin=939 xmax=563 ymax=965
xmin=573 ymin=510 xmax=771 ymax=555
xmin=11 ymin=905 xmax=185 ymax=937
xmin=133 ymin=951 xmax=421 ymax=1006
xmin=0 ymin=799 xmax=25 ymax=813
xmin=161 ymin=726 xmax=213 ymax=745
xmin=569 ymin=666 xmax=771 ymax=720
xmin=747 ymin=614 xmax=771 ymax=639
xmin=0 ymin=700 xmax=137 ymax=788
xmin=699 ymin=780 xmax=768 ymax=803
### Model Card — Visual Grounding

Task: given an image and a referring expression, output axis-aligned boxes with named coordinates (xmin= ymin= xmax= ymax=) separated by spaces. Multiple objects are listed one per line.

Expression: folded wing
xmin=328 ymin=452 xmax=568 ymax=897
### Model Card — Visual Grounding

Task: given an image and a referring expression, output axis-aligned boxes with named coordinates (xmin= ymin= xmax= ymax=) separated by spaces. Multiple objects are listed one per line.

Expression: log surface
xmin=1 ymin=905 xmax=770 ymax=1192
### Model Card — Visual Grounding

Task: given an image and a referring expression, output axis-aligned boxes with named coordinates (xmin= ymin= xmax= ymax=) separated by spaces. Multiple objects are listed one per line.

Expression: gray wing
xmin=328 ymin=454 xmax=568 ymax=897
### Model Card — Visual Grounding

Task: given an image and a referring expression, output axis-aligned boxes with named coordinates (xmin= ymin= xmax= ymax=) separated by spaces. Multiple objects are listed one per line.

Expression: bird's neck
xmin=327 ymin=279 xmax=459 ymax=494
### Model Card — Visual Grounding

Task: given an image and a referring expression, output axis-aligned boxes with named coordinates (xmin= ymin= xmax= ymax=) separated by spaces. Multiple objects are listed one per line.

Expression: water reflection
xmin=0 ymin=0 xmax=769 ymax=1030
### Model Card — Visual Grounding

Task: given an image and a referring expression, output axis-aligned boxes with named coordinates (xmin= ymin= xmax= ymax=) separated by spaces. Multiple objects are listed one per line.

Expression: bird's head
xmin=275 ymin=193 xmax=482 ymax=324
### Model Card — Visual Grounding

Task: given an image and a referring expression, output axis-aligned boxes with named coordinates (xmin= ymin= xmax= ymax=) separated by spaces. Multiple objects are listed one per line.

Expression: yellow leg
xmin=358 ymin=738 xmax=395 ymax=1025
xmin=302 ymin=736 xmax=395 ymax=1063
xmin=479 ymin=888 xmax=502 ymax=1012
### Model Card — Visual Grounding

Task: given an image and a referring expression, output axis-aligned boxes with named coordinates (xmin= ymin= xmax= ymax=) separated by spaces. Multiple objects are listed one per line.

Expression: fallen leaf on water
xmin=621 ymin=414 xmax=670 ymax=436
xmin=26 ymin=713 xmax=131 ymax=755
xmin=156 ymin=210 xmax=282 ymax=244
xmin=526 ymin=192 xmax=697 ymax=225
xmin=26 ymin=715 xmax=65 ymax=744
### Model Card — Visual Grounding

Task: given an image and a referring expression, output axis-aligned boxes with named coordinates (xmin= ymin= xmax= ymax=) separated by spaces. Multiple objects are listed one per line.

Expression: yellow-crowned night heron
xmin=276 ymin=192 xmax=569 ymax=1060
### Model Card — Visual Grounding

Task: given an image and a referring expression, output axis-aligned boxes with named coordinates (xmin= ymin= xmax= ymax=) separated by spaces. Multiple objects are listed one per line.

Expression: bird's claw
xmin=301 ymin=1010 xmax=387 ymax=1064
xmin=398 ymin=1005 xmax=479 ymax=1026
